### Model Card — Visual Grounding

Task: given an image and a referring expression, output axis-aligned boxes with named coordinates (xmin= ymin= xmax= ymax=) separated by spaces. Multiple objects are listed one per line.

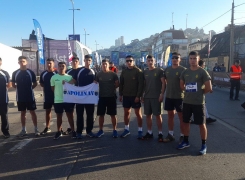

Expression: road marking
xmin=8 ymin=138 xmax=33 ymax=154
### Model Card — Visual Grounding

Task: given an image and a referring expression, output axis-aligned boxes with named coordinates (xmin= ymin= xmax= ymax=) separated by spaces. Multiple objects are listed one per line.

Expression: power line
xmin=201 ymin=9 xmax=231 ymax=29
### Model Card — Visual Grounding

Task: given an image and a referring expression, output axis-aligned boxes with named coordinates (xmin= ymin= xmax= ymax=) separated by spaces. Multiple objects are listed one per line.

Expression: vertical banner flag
xmin=208 ymin=31 xmax=211 ymax=56
xmin=141 ymin=51 xmax=148 ymax=63
xmin=33 ymin=19 xmax=44 ymax=65
xmin=68 ymin=40 xmax=73 ymax=63
xmin=111 ymin=51 xmax=119 ymax=66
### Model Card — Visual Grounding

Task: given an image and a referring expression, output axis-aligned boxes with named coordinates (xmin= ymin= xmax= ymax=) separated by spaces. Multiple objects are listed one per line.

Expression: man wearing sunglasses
xmin=142 ymin=55 xmax=164 ymax=142
xmin=162 ymin=52 xmax=186 ymax=144
xmin=119 ymin=55 xmax=144 ymax=139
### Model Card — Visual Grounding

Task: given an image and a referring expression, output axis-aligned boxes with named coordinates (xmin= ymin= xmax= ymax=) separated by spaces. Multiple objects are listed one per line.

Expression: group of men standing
xmin=0 ymin=51 xmax=214 ymax=155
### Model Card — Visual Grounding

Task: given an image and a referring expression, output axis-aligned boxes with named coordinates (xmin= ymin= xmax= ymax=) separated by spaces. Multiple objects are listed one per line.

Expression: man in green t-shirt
xmin=50 ymin=62 xmax=76 ymax=140
xmin=119 ymin=55 xmax=144 ymax=139
xmin=142 ymin=55 xmax=164 ymax=142
xmin=162 ymin=52 xmax=186 ymax=144
xmin=178 ymin=51 xmax=212 ymax=155
xmin=95 ymin=59 xmax=119 ymax=138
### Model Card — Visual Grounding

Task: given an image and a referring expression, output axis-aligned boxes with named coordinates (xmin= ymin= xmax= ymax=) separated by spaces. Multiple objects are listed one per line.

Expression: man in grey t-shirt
xmin=142 ymin=55 xmax=165 ymax=142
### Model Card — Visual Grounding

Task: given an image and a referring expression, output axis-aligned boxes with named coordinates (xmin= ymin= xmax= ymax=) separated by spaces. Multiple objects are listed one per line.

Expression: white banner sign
xmin=63 ymin=82 xmax=99 ymax=104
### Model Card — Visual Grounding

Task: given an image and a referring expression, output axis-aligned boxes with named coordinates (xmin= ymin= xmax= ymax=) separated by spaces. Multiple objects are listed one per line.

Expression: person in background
xmin=109 ymin=62 xmax=118 ymax=73
xmin=230 ymin=60 xmax=242 ymax=101
xmin=213 ymin=63 xmax=221 ymax=72
xmin=0 ymin=57 xmax=11 ymax=138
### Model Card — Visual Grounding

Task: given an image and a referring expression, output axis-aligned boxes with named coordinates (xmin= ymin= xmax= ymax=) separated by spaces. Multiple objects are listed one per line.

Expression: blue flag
xmin=167 ymin=53 xmax=172 ymax=67
xmin=33 ymin=19 xmax=44 ymax=64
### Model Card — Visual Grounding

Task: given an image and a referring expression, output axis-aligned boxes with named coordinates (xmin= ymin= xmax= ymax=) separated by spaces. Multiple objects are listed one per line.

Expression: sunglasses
xmin=172 ymin=56 xmax=179 ymax=59
xmin=147 ymin=60 xmax=153 ymax=62
xmin=126 ymin=60 xmax=133 ymax=63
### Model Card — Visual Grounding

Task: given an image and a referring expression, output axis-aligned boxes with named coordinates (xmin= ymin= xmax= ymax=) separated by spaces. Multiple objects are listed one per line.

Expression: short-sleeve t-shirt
xmin=66 ymin=68 xmax=78 ymax=86
xmin=163 ymin=66 xmax=186 ymax=99
xmin=39 ymin=70 xmax=57 ymax=103
xmin=73 ymin=67 xmax=96 ymax=87
xmin=143 ymin=68 xmax=164 ymax=99
xmin=0 ymin=69 xmax=10 ymax=103
xmin=12 ymin=69 xmax=36 ymax=102
xmin=50 ymin=74 xmax=72 ymax=103
xmin=96 ymin=71 xmax=118 ymax=97
xmin=180 ymin=68 xmax=211 ymax=105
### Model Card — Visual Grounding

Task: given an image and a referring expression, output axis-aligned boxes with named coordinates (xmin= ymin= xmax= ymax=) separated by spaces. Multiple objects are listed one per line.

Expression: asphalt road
xmin=0 ymin=87 xmax=245 ymax=180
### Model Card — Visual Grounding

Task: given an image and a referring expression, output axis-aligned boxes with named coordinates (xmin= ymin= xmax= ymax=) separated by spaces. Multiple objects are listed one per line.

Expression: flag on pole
xmin=33 ymin=19 xmax=44 ymax=64
xmin=68 ymin=40 xmax=73 ymax=62
xmin=208 ymin=31 xmax=211 ymax=56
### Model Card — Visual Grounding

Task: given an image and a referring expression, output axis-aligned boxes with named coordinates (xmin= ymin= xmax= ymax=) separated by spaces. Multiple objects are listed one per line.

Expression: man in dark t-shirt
xmin=12 ymin=56 xmax=39 ymax=137
xmin=95 ymin=59 xmax=119 ymax=138
xmin=39 ymin=58 xmax=57 ymax=135
xmin=0 ymin=57 xmax=11 ymax=138
xmin=73 ymin=55 xmax=96 ymax=138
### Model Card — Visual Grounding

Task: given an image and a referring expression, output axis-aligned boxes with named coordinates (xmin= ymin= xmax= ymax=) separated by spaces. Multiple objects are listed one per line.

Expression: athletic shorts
xmin=123 ymin=96 xmax=141 ymax=109
xmin=17 ymin=101 xmax=36 ymax=111
xmin=54 ymin=103 xmax=74 ymax=114
xmin=144 ymin=98 xmax=163 ymax=116
xmin=164 ymin=98 xmax=183 ymax=112
xmin=97 ymin=97 xmax=117 ymax=116
xmin=43 ymin=102 xmax=54 ymax=109
xmin=183 ymin=103 xmax=205 ymax=125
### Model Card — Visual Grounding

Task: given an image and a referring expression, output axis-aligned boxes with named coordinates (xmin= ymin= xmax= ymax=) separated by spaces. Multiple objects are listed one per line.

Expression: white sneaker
xmin=18 ymin=130 xmax=27 ymax=137
xmin=35 ymin=130 xmax=40 ymax=136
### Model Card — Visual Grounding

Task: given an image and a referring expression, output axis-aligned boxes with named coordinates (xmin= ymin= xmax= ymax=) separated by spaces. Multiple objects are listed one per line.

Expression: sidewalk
xmin=8 ymin=85 xmax=43 ymax=108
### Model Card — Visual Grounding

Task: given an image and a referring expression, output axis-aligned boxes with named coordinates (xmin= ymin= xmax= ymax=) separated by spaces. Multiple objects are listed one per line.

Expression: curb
xmin=8 ymin=93 xmax=43 ymax=108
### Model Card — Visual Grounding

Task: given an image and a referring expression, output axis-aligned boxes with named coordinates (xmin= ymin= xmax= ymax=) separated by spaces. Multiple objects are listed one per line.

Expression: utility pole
xmin=172 ymin=12 xmax=174 ymax=28
xmin=69 ymin=0 xmax=80 ymax=38
xmin=229 ymin=0 xmax=235 ymax=71
xmin=84 ymin=28 xmax=89 ymax=46
xmin=95 ymin=40 xmax=99 ymax=51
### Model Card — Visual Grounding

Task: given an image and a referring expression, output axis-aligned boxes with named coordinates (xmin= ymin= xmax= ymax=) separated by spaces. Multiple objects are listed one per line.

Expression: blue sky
xmin=0 ymin=0 xmax=245 ymax=51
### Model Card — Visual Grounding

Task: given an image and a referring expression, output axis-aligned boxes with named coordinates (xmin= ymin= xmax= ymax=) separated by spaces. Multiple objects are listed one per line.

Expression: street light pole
xmin=69 ymin=0 xmax=80 ymax=38
xmin=95 ymin=40 xmax=99 ymax=51
xmin=84 ymin=28 xmax=89 ymax=46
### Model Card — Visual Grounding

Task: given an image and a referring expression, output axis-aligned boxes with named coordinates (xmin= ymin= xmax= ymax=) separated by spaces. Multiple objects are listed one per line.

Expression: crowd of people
xmin=0 ymin=51 xmax=218 ymax=156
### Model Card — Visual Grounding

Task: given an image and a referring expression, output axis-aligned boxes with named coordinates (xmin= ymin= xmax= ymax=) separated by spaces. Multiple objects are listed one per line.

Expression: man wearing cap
xmin=230 ymin=60 xmax=242 ymax=100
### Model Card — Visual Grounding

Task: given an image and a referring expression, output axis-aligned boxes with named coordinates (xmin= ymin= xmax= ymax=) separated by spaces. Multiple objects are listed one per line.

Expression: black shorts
xmin=43 ymin=102 xmax=54 ymax=109
xmin=183 ymin=103 xmax=205 ymax=125
xmin=123 ymin=96 xmax=141 ymax=109
xmin=164 ymin=98 xmax=183 ymax=112
xmin=17 ymin=101 xmax=36 ymax=111
xmin=97 ymin=97 xmax=117 ymax=116
xmin=54 ymin=103 xmax=74 ymax=114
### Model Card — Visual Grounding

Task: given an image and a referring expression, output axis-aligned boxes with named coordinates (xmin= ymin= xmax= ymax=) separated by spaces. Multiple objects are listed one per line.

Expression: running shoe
xmin=179 ymin=136 xmax=184 ymax=144
xmin=112 ymin=130 xmax=118 ymax=138
xmin=63 ymin=128 xmax=72 ymax=135
xmin=137 ymin=131 xmax=143 ymax=139
xmin=158 ymin=133 xmax=163 ymax=142
xmin=163 ymin=133 xmax=175 ymax=143
xmin=18 ymin=130 xmax=27 ymax=137
xmin=120 ymin=129 xmax=130 ymax=138
xmin=206 ymin=118 xmax=216 ymax=124
xmin=96 ymin=130 xmax=104 ymax=138
xmin=54 ymin=131 xmax=62 ymax=140
xmin=35 ymin=129 xmax=40 ymax=136
xmin=199 ymin=144 xmax=207 ymax=155
xmin=76 ymin=133 xmax=82 ymax=139
xmin=40 ymin=127 xmax=51 ymax=135
xmin=71 ymin=131 xmax=77 ymax=139
xmin=3 ymin=131 xmax=10 ymax=138
xmin=86 ymin=132 xmax=95 ymax=138
xmin=143 ymin=132 xmax=153 ymax=140
xmin=177 ymin=141 xmax=190 ymax=150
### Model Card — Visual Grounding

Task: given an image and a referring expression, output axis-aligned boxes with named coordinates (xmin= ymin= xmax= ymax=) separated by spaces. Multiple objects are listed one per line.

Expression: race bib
xmin=186 ymin=83 xmax=197 ymax=92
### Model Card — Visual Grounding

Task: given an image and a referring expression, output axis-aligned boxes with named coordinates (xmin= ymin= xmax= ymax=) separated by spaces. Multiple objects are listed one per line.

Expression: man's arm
xmin=51 ymin=86 xmax=55 ymax=92
xmin=32 ymin=82 xmax=37 ymax=89
xmin=115 ymin=80 xmax=119 ymax=89
xmin=119 ymin=71 xmax=124 ymax=96
xmin=204 ymin=80 xmax=212 ymax=94
xmin=180 ymin=80 xmax=185 ymax=91
xmin=159 ymin=77 xmax=165 ymax=102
